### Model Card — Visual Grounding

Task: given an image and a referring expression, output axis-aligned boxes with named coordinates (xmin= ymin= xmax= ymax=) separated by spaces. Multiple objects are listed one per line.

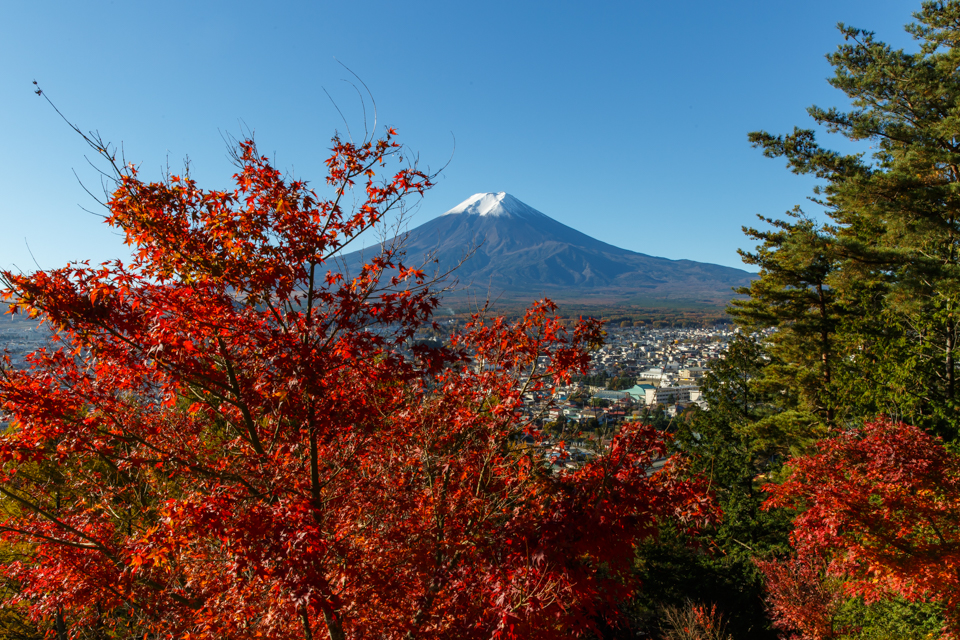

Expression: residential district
xmin=502 ymin=323 xmax=743 ymax=468
xmin=410 ymin=320 xmax=748 ymax=471
xmin=1 ymin=315 xmax=746 ymax=470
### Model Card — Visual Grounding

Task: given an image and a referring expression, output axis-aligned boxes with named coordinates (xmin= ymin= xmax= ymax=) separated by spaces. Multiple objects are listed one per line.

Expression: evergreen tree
xmin=750 ymin=1 xmax=960 ymax=436
xmin=728 ymin=3 xmax=960 ymax=635
xmin=730 ymin=209 xmax=841 ymax=429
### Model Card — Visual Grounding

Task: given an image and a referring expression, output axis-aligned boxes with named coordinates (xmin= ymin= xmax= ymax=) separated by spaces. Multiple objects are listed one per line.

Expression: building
xmin=644 ymin=385 xmax=701 ymax=406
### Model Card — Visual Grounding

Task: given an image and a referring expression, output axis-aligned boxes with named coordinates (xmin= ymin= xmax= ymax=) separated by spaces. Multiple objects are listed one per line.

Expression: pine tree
xmin=749 ymin=1 xmax=960 ymax=436
xmin=729 ymin=210 xmax=840 ymax=428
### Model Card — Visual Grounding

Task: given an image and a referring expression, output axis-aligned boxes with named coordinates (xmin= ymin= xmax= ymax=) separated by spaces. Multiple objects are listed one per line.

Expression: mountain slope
xmin=340 ymin=193 xmax=754 ymax=306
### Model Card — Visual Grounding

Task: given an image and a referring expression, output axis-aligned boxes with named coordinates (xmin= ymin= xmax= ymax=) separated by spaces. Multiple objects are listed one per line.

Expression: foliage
xmin=765 ymin=418 xmax=960 ymax=634
xmin=0 ymin=544 xmax=44 ymax=640
xmin=733 ymin=5 xmax=960 ymax=632
xmin=0 ymin=125 xmax=716 ymax=639
xmin=659 ymin=601 xmax=733 ymax=640
xmin=606 ymin=377 xmax=636 ymax=391
xmin=833 ymin=597 xmax=945 ymax=640
xmin=730 ymin=210 xmax=840 ymax=428
xmin=755 ymin=554 xmax=846 ymax=640
xmin=630 ymin=527 xmax=779 ymax=640
xmin=629 ymin=3 xmax=960 ymax=639
xmin=748 ymin=0 xmax=960 ymax=436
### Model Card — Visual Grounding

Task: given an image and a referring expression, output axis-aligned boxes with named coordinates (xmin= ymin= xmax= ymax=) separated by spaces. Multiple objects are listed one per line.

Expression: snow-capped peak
xmin=442 ymin=192 xmax=547 ymax=219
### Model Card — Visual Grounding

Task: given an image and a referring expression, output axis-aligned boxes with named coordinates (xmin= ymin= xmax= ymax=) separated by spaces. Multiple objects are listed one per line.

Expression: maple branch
xmin=0 ymin=486 xmax=115 ymax=560
xmin=308 ymin=406 xmax=322 ymax=518
xmin=216 ymin=337 xmax=265 ymax=456
xmin=406 ymin=548 xmax=464 ymax=640
xmin=306 ymin=261 xmax=317 ymax=323
xmin=91 ymin=419 xmax=263 ymax=498
xmin=0 ymin=525 xmax=101 ymax=552
xmin=264 ymin=297 xmax=291 ymax=336
xmin=12 ymin=296 xmax=253 ymax=428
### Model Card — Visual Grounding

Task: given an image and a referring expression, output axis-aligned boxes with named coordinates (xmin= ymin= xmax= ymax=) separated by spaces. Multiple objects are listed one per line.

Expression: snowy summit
xmin=339 ymin=190 xmax=756 ymax=305
xmin=442 ymin=192 xmax=547 ymax=219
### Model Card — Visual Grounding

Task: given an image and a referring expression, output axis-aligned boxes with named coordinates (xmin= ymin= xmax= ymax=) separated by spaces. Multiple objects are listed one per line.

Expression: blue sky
xmin=1 ymin=0 xmax=916 ymax=273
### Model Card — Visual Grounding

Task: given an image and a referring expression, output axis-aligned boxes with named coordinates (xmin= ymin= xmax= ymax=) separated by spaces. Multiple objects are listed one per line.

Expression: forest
xmin=2 ymin=1 xmax=960 ymax=639
xmin=631 ymin=2 xmax=960 ymax=636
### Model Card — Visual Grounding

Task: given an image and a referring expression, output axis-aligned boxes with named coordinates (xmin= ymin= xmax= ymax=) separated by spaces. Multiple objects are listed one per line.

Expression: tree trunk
xmin=322 ymin=607 xmax=347 ymax=640
xmin=55 ymin=609 xmax=67 ymax=640
xmin=947 ymin=315 xmax=955 ymax=405
xmin=300 ymin=606 xmax=314 ymax=640
xmin=817 ymin=283 xmax=834 ymax=423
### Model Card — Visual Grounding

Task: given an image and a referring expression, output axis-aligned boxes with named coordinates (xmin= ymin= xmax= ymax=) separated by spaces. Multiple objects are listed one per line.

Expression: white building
xmin=644 ymin=385 xmax=701 ymax=406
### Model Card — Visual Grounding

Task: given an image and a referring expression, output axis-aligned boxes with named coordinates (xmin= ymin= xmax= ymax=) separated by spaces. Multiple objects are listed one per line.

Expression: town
xmin=0 ymin=313 xmax=57 ymax=370
xmin=502 ymin=322 xmax=745 ymax=470
xmin=1 ymin=312 xmax=745 ymax=473
xmin=1 ymin=314 xmax=742 ymax=411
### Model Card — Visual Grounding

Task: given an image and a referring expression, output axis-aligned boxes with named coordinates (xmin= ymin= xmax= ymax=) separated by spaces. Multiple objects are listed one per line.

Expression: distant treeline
xmin=443 ymin=304 xmax=733 ymax=329
xmin=574 ymin=372 xmax=637 ymax=390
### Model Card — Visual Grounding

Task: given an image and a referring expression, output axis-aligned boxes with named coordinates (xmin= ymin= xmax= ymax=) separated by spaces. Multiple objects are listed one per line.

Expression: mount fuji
xmin=338 ymin=193 xmax=754 ymax=307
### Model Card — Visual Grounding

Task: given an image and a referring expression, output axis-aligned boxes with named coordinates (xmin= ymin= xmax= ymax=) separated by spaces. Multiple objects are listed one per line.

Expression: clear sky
xmin=1 ymin=0 xmax=918 ymax=273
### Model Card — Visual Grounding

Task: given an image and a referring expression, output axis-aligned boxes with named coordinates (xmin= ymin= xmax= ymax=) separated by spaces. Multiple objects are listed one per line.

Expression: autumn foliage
xmin=762 ymin=418 xmax=960 ymax=637
xmin=754 ymin=554 xmax=844 ymax=640
xmin=0 ymin=129 xmax=714 ymax=639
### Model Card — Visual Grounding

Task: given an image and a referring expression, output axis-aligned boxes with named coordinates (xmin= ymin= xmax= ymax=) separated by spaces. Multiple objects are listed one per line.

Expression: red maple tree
xmin=0 ymin=127 xmax=715 ymax=639
xmin=754 ymin=554 xmax=845 ymax=640
xmin=763 ymin=418 xmax=960 ymax=637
